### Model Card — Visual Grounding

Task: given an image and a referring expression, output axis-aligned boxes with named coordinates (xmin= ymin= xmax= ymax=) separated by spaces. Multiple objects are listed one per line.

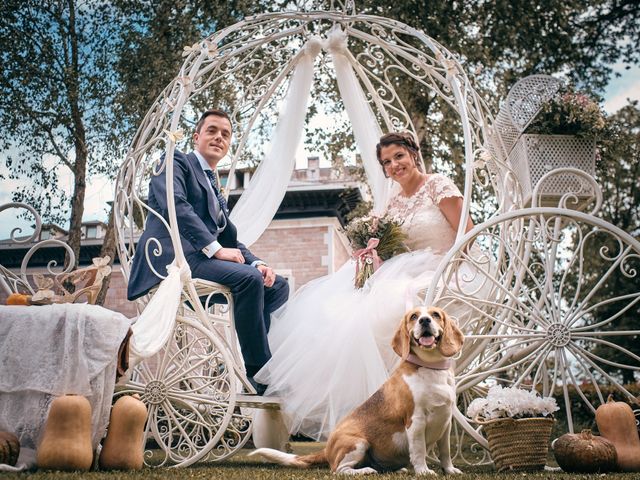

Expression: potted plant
xmin=467 ymin=385 xmax=559 ymax=472
xmin=507 ymin=84 xmax=607 ymax=206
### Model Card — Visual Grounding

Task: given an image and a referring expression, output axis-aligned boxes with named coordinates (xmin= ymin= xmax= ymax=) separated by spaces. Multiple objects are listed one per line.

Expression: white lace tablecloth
xmin=0 ymin=303 xmax=132 ymax=469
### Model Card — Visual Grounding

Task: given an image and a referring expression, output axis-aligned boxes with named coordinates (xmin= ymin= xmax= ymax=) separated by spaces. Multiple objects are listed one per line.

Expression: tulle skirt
xmin=254 ymin=248 xmax=449 ymax=440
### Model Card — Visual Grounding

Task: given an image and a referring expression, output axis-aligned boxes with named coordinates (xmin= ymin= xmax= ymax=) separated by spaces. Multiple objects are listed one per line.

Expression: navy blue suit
xmin=127 ymin=150 xmax=289 ymax=375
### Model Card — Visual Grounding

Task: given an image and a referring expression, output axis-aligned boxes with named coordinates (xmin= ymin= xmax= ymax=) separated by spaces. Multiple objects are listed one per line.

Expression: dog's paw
xmin=359 ymin=467 xmax=378 ymax=474
xmin=339 ymin=466 xmax=378 ymax=475
xmin=414 ymin=465 xmax=436 ymax=476
xmin=444 ymin=466 xmax=462 ymax=475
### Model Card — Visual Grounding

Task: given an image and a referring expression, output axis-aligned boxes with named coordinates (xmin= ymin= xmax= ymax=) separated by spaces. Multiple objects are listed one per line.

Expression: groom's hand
xmin=257 ymin=264 xmax=275 ymax=287
xmin=214 ymin=247 xmax=245 ymax=264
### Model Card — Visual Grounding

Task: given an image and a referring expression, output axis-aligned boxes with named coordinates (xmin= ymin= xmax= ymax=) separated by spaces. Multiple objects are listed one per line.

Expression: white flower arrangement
xmin=466 ymin=385 xmax=559 ymax=421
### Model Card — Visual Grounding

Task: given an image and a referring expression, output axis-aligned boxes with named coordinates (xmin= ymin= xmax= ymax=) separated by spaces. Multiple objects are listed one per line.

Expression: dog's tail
xmin=249 ymin=447 xmax=327 ymax=468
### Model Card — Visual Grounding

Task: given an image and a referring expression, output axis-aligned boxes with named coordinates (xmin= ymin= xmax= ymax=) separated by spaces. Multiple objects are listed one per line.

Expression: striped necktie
xmin=204 ymin=169 xmax=229 ymax=215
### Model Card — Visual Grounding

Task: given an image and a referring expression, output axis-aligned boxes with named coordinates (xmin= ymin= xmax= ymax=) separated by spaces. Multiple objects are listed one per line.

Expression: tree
xmin=93 ymin=0 xmax=263 ymax=304
xmin=598 ymin=101 xmax=640 ymax=236
xmin=295 ymin=1 xmax=639 ymax=225
xmin=2 ymin=1 xmax=638 ymax=305
xmin=112 ymin=0 xmax=261 ymax=133
xmin=0 ymin=0 xmax=126 ymax=269
xmin=350 ymin=0 xmax=639 ymax=178
xmin=585 ymin=101 xmax=640 ymax=383
xmin=0 ymin=1 xmax=263 ymax=303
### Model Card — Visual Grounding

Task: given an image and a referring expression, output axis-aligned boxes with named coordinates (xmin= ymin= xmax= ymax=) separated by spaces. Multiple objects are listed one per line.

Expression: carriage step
xmin=236 ymin=394 xmax=281 ymax=410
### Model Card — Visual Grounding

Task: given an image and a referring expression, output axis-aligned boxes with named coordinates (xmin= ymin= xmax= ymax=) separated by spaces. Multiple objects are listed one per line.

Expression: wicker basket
xmin=480 ymin=417 xmax=554 ymax=472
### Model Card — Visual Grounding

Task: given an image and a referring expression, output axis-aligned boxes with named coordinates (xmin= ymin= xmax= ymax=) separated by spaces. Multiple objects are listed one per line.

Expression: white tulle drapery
xmin=325 ymin=28 xmax=391 ymax=214
xmin=231 ymin=37 xmax=323 ymax=246
xmin=128 ymin=262 xmax=191 ymax=365
xmin=231 ymin=29 xmax=391 ymax=246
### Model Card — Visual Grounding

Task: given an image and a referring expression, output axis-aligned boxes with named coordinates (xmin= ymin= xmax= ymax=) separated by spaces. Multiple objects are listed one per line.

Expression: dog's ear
xmin=391 ymin=311 xmax=412 ymax=360
xmin=438 ymin=309 xmax=464 ymax=357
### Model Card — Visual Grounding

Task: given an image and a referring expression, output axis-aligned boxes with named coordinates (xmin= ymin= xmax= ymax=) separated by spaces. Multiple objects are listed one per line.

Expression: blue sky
xmin=602 ymin=64 xmax=640 ymax=113
xmin=1 ymin=65 xmax=638 ymax=239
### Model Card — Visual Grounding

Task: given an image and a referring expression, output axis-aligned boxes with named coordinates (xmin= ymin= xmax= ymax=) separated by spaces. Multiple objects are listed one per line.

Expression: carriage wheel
xmin=425 ymin=208 xmax=640 ymax=446
xmin=202 ymin=408 xmax=253 ymax=462
xmin=116 ymin=316 xmax=239 ymax=467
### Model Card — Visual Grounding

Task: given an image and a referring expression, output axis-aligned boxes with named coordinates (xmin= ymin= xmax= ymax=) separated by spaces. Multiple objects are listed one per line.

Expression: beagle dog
xmin=250 ymin=306 xmax=464 ymax=475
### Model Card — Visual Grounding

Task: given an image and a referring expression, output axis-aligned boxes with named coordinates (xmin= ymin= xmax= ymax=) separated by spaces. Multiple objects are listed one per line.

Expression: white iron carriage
xmin=107 ymin=0 xmax=639 ymax=467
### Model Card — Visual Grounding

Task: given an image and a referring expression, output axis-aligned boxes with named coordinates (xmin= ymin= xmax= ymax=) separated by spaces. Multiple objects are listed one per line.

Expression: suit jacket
xmin=127 ymin=150 xmax=259 ymax=300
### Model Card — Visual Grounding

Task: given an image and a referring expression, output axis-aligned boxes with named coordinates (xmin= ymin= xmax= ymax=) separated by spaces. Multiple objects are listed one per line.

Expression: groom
xmin=127 ymin=109 xmax=289 ymax=394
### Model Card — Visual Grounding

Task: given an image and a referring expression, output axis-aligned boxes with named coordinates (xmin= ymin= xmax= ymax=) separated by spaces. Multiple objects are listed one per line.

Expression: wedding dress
xmin=255 ymin=173 xmax=463 ymax=440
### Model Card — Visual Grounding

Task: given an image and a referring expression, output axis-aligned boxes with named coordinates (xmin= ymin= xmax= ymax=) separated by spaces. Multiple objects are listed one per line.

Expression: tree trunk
xmin=96 ymin=205 xmax=117 ymax=306
xmin=66 ymin=154 xmax=86 ymax=270
xmin=64 ymin=0 xmax=85 ymax=271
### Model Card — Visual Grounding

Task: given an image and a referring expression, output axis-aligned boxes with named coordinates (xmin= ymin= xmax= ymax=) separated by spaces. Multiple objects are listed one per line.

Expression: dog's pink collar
xmin=406 ymin=354 xmax=453 ymax=370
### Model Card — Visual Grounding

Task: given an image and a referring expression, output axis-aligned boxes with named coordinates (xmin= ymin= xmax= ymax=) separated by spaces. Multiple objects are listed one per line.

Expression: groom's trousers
xmin=188 ymin=253 xmax=289 ymax=377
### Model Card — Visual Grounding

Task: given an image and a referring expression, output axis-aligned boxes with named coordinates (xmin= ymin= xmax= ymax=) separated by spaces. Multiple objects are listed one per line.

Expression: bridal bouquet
xmin=344 ymin=214 xmax=408 ymax=289
xmin=525 ymin=87 xmax=607 ymax=139
xmin=466 ymin=385 xmax=559 ymax=421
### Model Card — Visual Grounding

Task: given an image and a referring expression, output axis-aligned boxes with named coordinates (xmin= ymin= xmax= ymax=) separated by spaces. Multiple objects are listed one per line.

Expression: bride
xmin=255 ymin=131 xmax=473 ymax=440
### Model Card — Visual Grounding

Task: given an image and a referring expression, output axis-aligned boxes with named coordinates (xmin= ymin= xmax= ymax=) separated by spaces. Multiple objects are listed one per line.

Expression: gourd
xmin=36 ymin=395 xmax=93 ymax=471
xmin=6 ymin=293 xmax=30 ymax=305
xmin=552 ymin=430 xmax=617 ymax=472
xmin=98 ymin=395 xmax=147 ymax=470
xmin=595 ymin=394 xmax=640 ymax=472
xmin=0 ymin=431 xmax=20 ymax=466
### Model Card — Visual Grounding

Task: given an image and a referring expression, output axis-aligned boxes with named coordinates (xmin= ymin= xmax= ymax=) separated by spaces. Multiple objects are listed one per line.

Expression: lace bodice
xmin=386 ymin=173 xmax=462 ymax=253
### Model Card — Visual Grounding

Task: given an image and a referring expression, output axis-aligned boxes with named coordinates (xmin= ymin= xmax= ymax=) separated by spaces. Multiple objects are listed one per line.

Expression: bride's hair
xmin=375 ymin=132 xmax=424 ymax=172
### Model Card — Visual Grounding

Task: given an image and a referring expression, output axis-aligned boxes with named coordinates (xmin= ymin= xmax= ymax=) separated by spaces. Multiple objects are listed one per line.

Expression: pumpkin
xmin=98 ymin=394 xmax=147 ymax=470
xmin=6 ymin=293 xmax=30 ymax=306
xmin=36 ymin=395 xmax=93 ymax=471
xmin=0 ymin=431 xmax=20 ymax=466
xmin=595 ymin=394 xmax=640 ymax=472
xmin=552 ymin=430 xmax=617 ymax=472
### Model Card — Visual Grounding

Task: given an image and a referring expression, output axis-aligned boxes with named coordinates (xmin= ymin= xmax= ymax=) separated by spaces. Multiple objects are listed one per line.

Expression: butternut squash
xmin=595 ymin=395 xmax=640 ymax=472
xmin=0 ymin=431 xmax=20 ymax=466
xmin=36 ymin=395 xmax=93 ymax=471
xmin=98 ymin=395 xmax=147 ymax=470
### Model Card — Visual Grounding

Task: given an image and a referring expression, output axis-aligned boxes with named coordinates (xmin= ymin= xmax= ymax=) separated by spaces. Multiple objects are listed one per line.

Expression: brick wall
xmin=249 ymin=217 xmax=348 ymax=292
xmin=103 ymin=267 xmax=139 ymax=317
xmin=332 ymin=228 xmax=351 ymax=272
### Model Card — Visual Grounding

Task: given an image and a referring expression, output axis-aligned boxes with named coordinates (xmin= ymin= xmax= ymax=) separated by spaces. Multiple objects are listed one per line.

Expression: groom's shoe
xmin=247 ymin=376 xmax=268 ymax=396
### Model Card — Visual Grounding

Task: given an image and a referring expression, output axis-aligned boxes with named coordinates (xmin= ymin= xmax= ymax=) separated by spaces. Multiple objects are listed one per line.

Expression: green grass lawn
xmin=2 ymin=442 xmax=638 ymax=480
